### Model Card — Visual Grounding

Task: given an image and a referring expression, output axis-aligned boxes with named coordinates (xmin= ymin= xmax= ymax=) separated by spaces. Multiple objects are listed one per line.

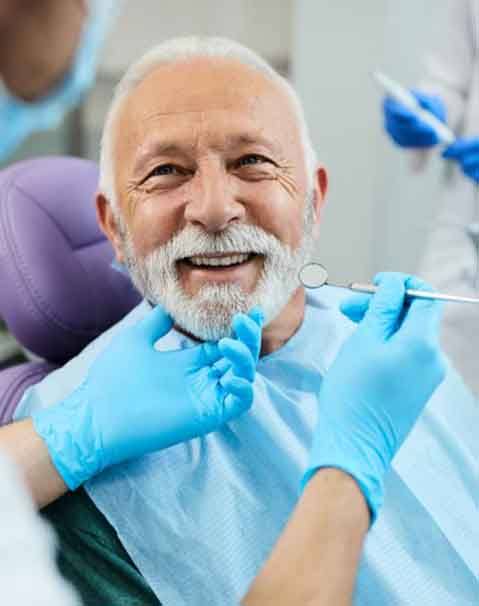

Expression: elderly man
xmin=1 ymin=37 xmax=477 ymax=605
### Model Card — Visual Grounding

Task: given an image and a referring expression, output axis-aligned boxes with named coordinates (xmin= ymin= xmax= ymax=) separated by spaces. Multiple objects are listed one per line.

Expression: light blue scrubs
xmin=0 ymin=0 xmax=118 ymax=160
xmin=15 ymin=289 xmax=479 ymax=605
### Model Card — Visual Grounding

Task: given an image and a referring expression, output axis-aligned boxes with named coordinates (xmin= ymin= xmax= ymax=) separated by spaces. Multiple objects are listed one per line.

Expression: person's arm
xmin=243 ymin=469 xmax=368 ymax=606
xmin=1 ymin=307 xmax=262 ymax=509
xmin=0 ymin=0 xmax=87 ymax=101
xmin=0 ymin=419 xmax=67 ymax=508
xmin=245 ymin=272 xmax=445 ymax=605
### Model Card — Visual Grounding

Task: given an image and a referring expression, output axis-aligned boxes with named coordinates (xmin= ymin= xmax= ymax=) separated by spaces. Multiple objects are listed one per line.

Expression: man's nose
xmin=183 ymin=167 xmax=245 ymax=232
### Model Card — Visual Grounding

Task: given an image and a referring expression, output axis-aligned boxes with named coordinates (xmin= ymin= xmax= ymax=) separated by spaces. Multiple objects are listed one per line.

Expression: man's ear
xmin=311 ymin=165 xmax=328 ymax=235
xmin=96 ymin=193 xmax=125 ymax=263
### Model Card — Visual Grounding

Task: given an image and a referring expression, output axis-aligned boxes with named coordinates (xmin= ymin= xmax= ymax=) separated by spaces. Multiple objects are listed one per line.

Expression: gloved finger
xmin=221 ymin=375 xmax=254 ymax=402
xmin=133 ymin=305 xmax=173 ymax=345
xmin=232 ymin=311 xmax=263 ymax=363
xmin=383 ymin=97 xmax=416 ymax=122
xmin=442 ymin=138 xmax=479 ymax=159
xmin=459 ymin=153 xmax=479 ymax=173
xmin=218 ymin=338 xmax=255 ymax=382
xmin=397 ymin=276 xmax=444 ymax=344
xmin=222 ymin=389 xmax=254 ymax=422
xmin=202 ymin=342 xmax=222 ymax=365
xmin=341 ymin=272 xmax=410 ymax=324
xmin=412 ymin=89 xmax=447 ymax=122
xmin=182 ymin=341 xmax=223 ymax=370
xmin=391 ymin=116 xmax=436 ymax=134
xmin=384 ymin=117 xmax=438 ymax=147
xmin=209 ymin=357 xmax=232 ymax=379
xmin=463 ymin=165 xmax=479 ymax=183
xmin=402 ymin=118 xmax=439 ymax=140
xmin=360 ymin=272 xmax=408 ymax=340
xmin=340 ymin=293 xmax=372 ymax=323
xmin=442 ymin=142 xmax=463 ymax=159
xmin=248 ymin=306 xmax=265 ymax=328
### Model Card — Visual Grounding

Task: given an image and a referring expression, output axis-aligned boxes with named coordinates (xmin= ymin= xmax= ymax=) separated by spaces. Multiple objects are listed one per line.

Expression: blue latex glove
xmin=303 ymin=273 xmax=445 ymax=523
xmin=383 ymin=90 xmax=447 ymax=148
xmin=442 ymin=137 xmax=479 ymax=183
xmin=32 ymin=305 xmax=263 ymax=490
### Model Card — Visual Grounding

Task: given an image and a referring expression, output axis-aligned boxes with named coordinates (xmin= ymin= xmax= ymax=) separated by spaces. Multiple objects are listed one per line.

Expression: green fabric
xmin=41 ymin=487 xmax=160 ymax=606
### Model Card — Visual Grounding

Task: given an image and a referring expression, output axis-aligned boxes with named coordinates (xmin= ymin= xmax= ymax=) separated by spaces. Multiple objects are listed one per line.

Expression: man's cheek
xmin=126 ymin=205 xmax=178 ymax=260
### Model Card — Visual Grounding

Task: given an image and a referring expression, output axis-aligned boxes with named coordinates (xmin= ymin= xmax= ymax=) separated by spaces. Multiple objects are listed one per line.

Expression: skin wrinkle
xmin=97 ymin=57 xmax=328 ymax=353
xmin=127 ymin=124 xmax=299 ymax=215
xmin=132 ymin=133 xmax=286 ymax=175
xmin=131 ymin=126 xmax=287 ymax=177
xmin=132 ymin=160 xmax=293 ymax=197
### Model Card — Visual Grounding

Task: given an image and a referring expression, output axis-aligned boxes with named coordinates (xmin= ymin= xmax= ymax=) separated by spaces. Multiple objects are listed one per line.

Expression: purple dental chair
xmin=0 ymin=156 xmax=141 ymax=425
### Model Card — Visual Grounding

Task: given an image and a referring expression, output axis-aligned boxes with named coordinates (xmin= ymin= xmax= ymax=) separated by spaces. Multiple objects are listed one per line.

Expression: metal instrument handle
xmin=350 ymin=283 xmax=479 ymax=304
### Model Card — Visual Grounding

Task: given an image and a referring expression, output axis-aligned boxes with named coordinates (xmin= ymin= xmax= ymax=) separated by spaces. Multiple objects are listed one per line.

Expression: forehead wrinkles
xmin=124 ymin=111 xmax=298 ymax=174
xmin=134 ymin=110 xmax=283 ymax=158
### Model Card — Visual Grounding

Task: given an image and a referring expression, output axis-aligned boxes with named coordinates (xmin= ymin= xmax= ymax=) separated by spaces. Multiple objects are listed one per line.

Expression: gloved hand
xmin=383 ymin=90 xmax=447 ymax=148
xmin=303 ymin=273 xmax=445 ymax=523
xmin=32 ymin=305 xmax=263 ymax=490
xmin=442 ymin=137 xmax=479 ymax=183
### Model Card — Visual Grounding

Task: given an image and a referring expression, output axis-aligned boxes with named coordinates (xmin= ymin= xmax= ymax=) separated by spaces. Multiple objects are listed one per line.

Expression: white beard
xmin=121 ymin=193 xmax=316 ymax=341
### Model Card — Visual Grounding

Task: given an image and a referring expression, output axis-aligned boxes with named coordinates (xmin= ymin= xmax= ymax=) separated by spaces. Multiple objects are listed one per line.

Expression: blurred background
xmin=0 ymin=0 xmax=449 ymax=364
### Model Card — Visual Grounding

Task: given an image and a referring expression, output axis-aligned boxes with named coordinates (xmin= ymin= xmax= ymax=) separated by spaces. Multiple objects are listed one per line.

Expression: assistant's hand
xmin=383 ymin=90 xmax=446 ymax=148
xmin=303 ymin=273 xmax=445 ymax=522
xmin=442 ymin=137 xmax=479 ymax=183
xmin=32 ymin=305 xmax=263 ymax=490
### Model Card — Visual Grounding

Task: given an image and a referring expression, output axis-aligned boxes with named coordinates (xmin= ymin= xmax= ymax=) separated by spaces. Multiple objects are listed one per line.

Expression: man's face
xmin=100 ymin=58 xmax=326 ymax=340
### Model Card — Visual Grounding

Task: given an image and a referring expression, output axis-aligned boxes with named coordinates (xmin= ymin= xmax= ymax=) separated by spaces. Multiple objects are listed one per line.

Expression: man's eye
xmin=237 ymin=154 xmax=270 ymax=167
xmin=147 ymin=164 xmax=183 ymax=178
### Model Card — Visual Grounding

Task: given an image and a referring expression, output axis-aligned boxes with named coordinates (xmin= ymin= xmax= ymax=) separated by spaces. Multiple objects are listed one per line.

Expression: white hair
xmin=98 ymin=36 xmax=318 ymax=209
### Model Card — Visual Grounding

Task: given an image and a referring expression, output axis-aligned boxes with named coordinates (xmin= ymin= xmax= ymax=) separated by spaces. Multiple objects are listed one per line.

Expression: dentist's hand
xmin=383 ymin=90 xmax=447 ymax=148
xmin=303 ymin=273 xmax=445 ymax=523
xmin=442 ymin=137 xmax=479 ymax=183
xmin=32 ymin=305 xmax=263 ymax=490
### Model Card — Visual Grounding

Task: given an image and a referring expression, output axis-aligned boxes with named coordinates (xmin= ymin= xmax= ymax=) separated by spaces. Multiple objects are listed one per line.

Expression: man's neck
xmin=260 ymin=287 xmax=306 ymax=356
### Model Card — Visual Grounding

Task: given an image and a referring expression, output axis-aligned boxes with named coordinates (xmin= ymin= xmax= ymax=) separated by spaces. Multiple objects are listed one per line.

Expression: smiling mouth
xmin=179 ymin=252 xmax=260 ymax=269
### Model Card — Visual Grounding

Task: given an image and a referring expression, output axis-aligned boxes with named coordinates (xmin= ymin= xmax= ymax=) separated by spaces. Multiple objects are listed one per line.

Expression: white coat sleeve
xmin=420 ymin=0 xmax=476 ymax=131
xmin=0 ymin=452 xmax=80 ymax=605
xmin=412 ymin=0 xmax=476 ymax=172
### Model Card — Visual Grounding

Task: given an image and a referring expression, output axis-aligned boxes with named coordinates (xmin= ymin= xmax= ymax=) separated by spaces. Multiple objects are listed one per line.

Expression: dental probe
xmin=298 ymin=263 xmax=479 ymax=305
xmin=372 ymin=70 xmax=456 ymax=145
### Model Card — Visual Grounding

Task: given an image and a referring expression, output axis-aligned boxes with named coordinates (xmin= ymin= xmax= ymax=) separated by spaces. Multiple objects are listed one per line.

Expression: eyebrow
xmin=133 ymin=142 xmax=188 ymax=173
xmin=133 ymin=132 xmax=282 ymax=173
xmin=222 ymin=133 xmax=281 ymax=155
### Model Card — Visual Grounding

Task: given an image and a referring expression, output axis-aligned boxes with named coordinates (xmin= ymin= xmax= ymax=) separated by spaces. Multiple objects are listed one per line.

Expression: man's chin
xmin=171 ymin=305 xmax=244 ymax=342
xmin=158 ymin=283 xmax=252 ymax=342
xmin=173 ymin=318 xmax=234 ymax=342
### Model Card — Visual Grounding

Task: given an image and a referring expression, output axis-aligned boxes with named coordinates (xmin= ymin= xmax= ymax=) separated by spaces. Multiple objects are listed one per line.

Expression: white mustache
xmin=165 ymin=224 xmax=286 ymax=263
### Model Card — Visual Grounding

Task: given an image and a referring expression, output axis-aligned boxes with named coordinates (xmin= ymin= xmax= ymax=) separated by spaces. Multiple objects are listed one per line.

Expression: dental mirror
xmin=298 ymin=262 xmax=329 ymax=289
xmin=299 ymin=262 xmax=479 ymax=305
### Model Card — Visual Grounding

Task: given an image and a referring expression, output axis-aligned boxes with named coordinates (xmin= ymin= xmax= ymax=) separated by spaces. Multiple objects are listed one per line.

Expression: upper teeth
xmin=188 ymin=253 xmax=250 ymax=267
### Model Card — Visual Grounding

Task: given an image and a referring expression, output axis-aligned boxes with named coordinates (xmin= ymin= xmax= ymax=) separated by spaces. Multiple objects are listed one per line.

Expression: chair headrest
xmin=0 ymin=361 xmax=57 ymax=425
xmin=0 ymin=156 xmax=141 ymax=363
